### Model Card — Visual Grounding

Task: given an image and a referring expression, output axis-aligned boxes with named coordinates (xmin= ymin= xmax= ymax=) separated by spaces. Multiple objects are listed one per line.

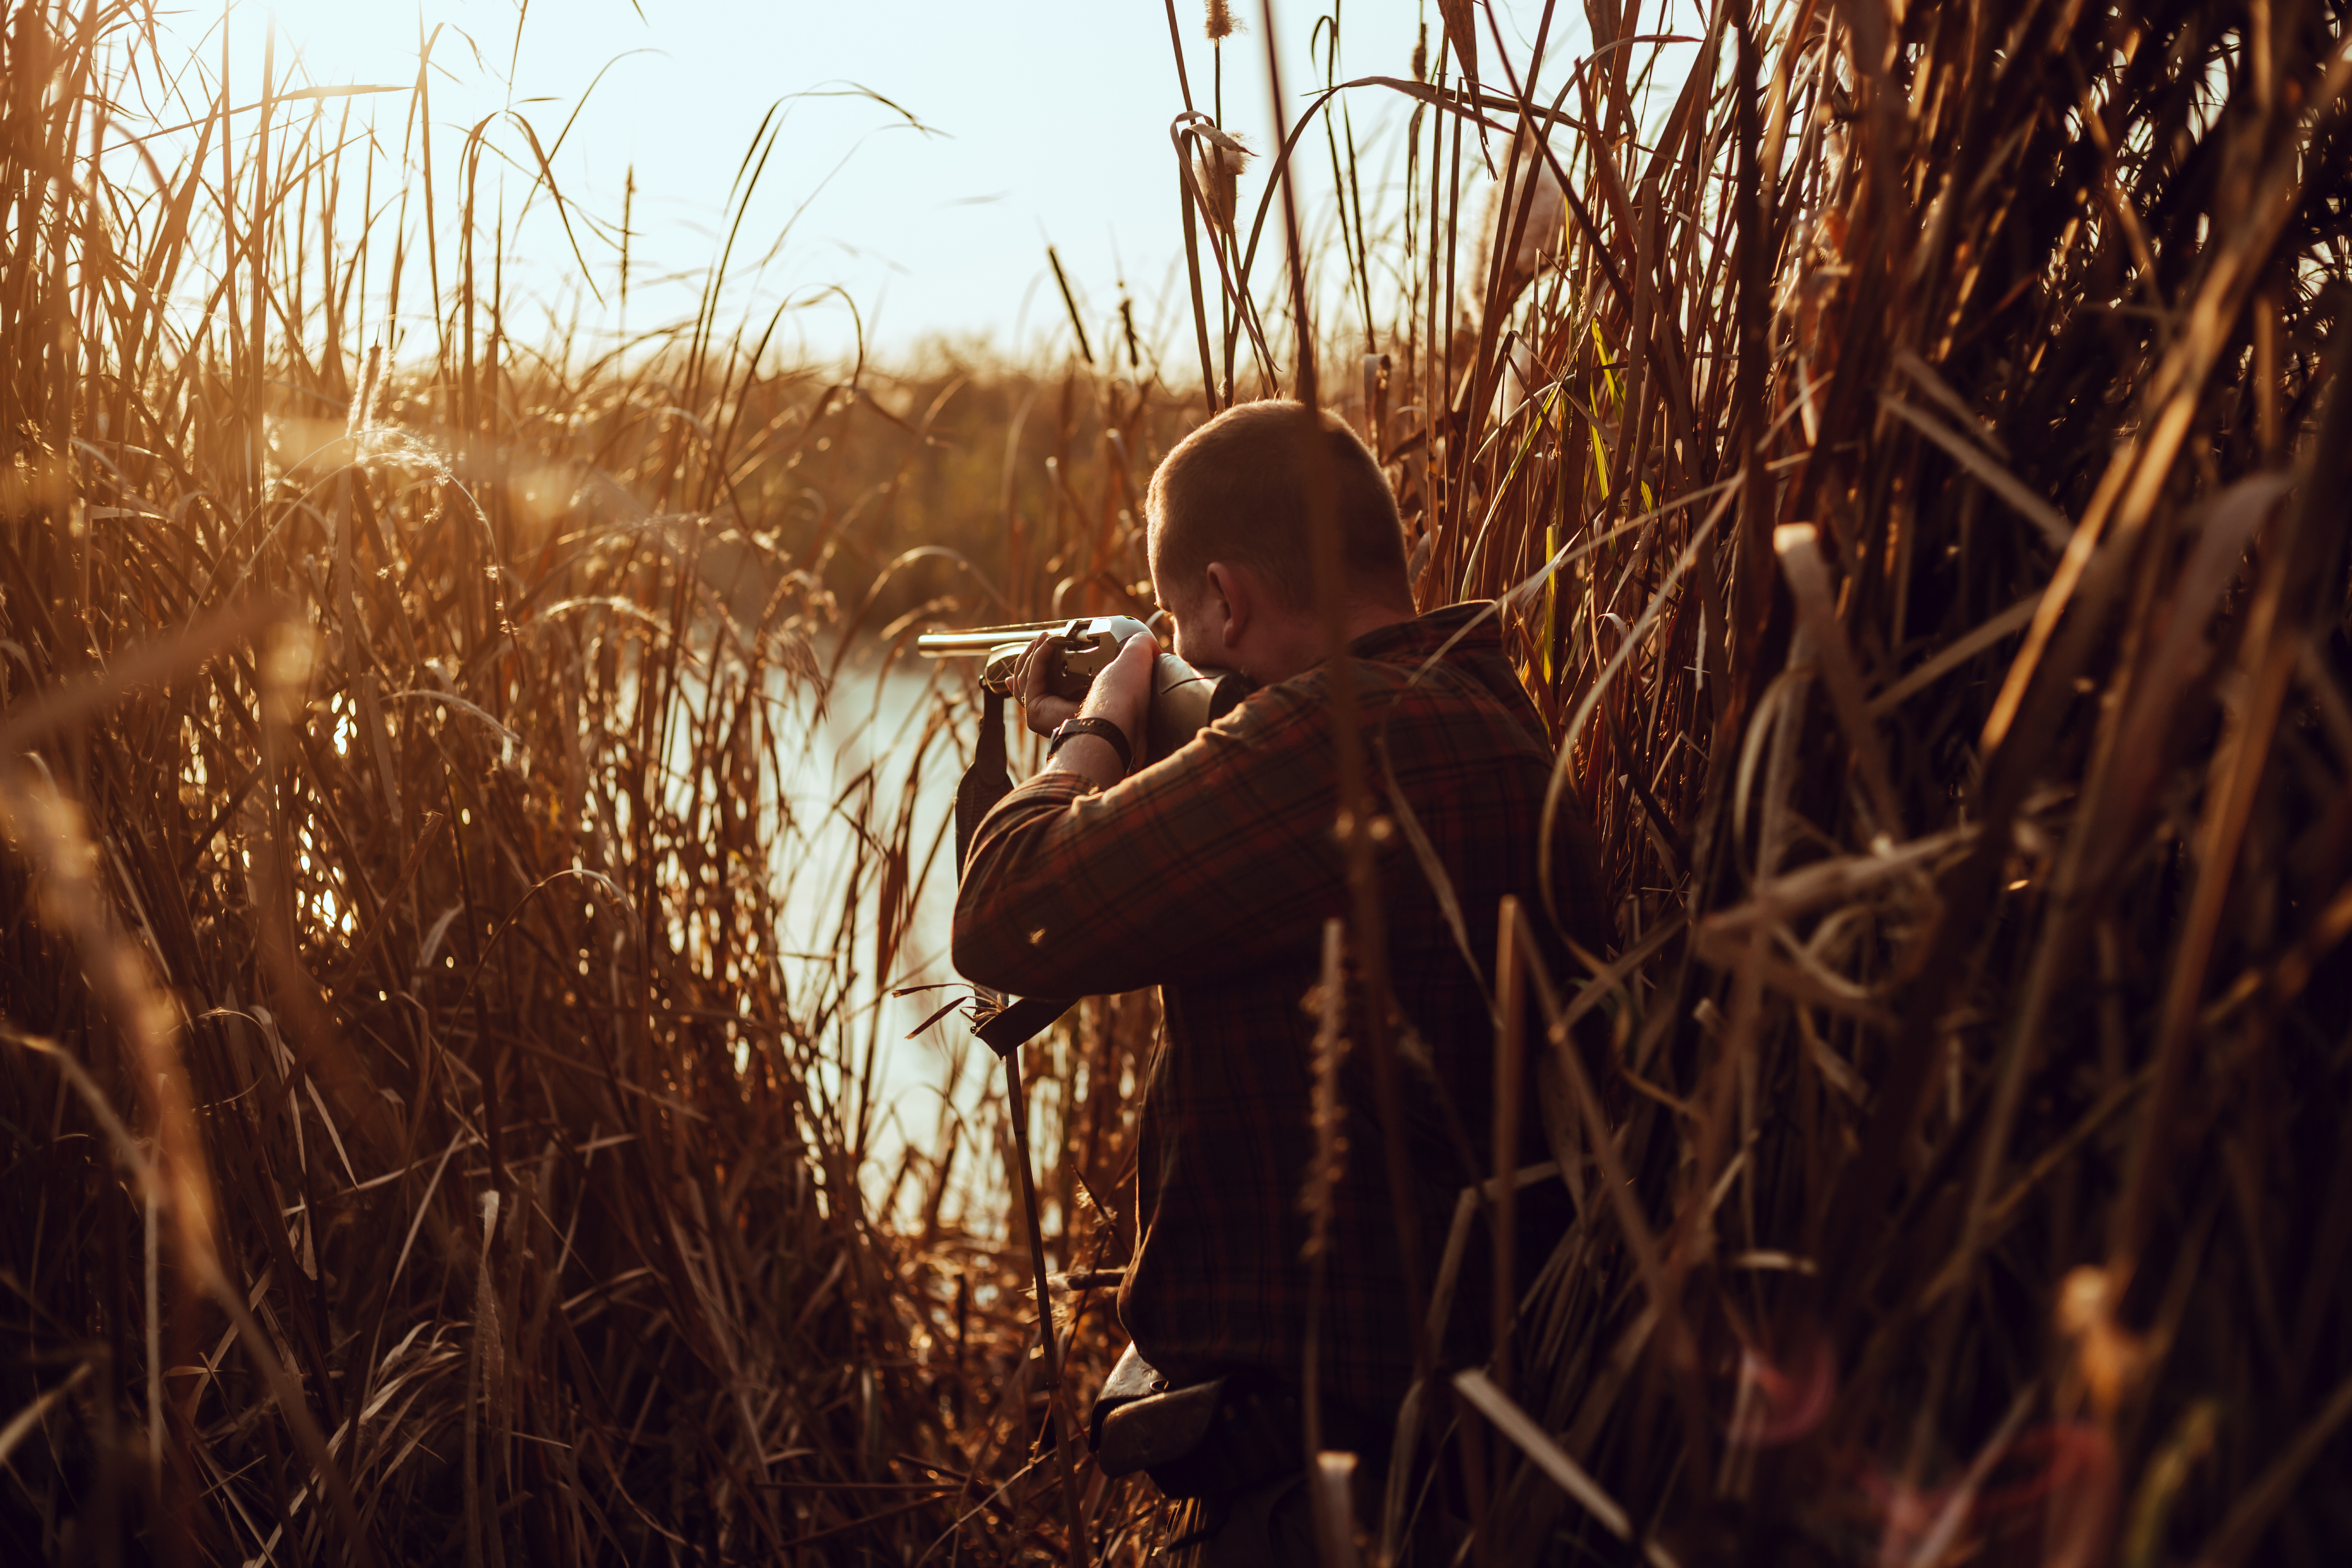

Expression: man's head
xmin=1146 ymin=401 xmax=1415 ymax=684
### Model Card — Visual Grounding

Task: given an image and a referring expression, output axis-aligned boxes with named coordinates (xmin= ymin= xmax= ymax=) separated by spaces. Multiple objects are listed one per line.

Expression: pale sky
xmin=139 ymin=1 xmax=1618 ymax=367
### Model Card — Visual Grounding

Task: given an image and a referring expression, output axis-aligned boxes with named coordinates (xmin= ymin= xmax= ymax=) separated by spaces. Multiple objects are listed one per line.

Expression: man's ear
xmin=1203 ymin=562 xmax=1251 ymax=651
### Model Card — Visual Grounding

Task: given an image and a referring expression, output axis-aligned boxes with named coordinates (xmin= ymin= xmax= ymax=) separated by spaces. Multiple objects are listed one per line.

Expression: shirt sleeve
xmin=950 ymin=696 xmax=1349 ymax=998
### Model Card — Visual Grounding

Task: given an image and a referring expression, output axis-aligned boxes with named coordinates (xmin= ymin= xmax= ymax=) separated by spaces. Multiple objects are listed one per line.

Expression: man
xmin=953 ymin=401 xmax=1604 ymax=1562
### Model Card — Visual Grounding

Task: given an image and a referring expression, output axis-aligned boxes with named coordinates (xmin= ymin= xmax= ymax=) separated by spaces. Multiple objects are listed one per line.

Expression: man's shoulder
xmin=1364 ymin=663 xmax=1553 ymax=771
xmin=1359 ymin=606 xmax=1552 ymax=753
xmin=1209 ymin=607 xmax=1550 ymax=763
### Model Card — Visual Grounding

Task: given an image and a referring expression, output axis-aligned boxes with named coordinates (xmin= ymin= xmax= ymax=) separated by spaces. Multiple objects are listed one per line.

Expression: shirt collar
xmin=1345 ymin=600 xmax=1503 ymax=665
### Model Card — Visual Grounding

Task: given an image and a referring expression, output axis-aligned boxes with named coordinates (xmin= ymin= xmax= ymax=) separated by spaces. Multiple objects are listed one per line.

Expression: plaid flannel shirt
xmin=953 ymin=603 xmax=1604 ymax=1425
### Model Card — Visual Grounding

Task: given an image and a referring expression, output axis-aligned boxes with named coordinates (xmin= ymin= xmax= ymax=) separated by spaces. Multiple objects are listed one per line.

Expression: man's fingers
xmin=1109 ymin=629 xmax=1158 ymax=689
xmin=1015 ymin=631 xmax=1075 ymax=738
xmin=1076 ymin=628 xmax=1158 ymax=760
xmin=1016 ymin=631 xmax=1056 ymax=705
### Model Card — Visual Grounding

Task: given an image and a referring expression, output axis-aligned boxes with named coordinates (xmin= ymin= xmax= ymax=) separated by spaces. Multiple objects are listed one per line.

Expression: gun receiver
xmin=916 ymin=615 xmax=1251 ymax=763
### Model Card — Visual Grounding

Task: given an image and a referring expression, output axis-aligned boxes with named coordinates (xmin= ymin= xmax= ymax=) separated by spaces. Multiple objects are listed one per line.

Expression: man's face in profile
xmin=1147 ymin=521 xmax=1218 ymax=672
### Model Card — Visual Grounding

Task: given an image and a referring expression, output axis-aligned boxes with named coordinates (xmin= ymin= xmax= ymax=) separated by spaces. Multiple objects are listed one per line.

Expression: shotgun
xmin=916 ymin=614 xmax=1252 ymax=763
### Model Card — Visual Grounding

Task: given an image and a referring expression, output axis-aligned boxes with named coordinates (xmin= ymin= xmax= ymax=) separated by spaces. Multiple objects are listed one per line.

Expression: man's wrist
xmin=1049 ymin=714 xmax=1134 ymax=774
xmin=1043 ymin=731 xmax=1126 ymax=790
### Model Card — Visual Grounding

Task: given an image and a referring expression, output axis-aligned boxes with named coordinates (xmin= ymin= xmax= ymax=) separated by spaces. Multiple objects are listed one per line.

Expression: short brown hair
xmin=1147 ymin=401 xmax=1410 ymax=611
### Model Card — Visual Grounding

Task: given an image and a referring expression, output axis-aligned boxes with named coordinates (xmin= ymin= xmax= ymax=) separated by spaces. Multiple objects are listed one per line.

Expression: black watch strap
xmin=1047 ymin=716 xmax=1133 ymax=775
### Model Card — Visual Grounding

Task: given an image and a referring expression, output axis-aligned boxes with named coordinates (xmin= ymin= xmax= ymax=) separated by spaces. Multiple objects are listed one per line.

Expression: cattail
xmin=1191 ymin=122 xmax=1252 ymax=239
xmin=1467 ymin=129 xmax=1566 ymax=331
xmin=1205 ymin=0 xmax=1239 ymax=41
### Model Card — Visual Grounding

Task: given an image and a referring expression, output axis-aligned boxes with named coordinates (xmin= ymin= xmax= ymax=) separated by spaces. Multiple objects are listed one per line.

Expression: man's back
xmin=955 ymin=601 xmax=1603 ymax=1426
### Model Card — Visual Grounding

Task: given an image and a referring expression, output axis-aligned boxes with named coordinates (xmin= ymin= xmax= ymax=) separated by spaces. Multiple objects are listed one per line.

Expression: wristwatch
xmin=1046 ymin=716 xmax=1133 ymax=776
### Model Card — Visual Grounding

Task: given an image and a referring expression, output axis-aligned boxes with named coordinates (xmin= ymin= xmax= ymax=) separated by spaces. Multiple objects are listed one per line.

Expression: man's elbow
xmin=951 ymin=893 xmax=1050 ymax=995
xmin=952 ymin=803 xmax=1109 ymax=994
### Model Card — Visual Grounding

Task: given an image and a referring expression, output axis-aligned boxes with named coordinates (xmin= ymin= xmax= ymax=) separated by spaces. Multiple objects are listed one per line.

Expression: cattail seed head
xmin=1191 ymin=122 xmax=1253 ymax=238
xmin=1205 ymin=0 xmax=1239 ymax=41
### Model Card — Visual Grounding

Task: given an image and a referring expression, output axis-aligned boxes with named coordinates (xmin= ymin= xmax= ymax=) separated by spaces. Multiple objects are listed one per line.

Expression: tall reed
xmin=1149 ymin=0 xmax=2352 ymax=1564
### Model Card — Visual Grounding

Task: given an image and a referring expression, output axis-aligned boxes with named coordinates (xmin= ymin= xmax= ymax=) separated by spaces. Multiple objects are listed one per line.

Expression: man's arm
xmin=952 ymin=691 xmax=1346 ymax=1000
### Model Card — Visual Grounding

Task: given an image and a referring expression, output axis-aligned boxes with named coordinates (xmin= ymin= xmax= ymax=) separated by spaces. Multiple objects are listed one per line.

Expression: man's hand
xmin=1078 ymin=628 xmax=1155 ymax=744
xmin=1017 ymin=626 xmax=1155 ymax=789
xmin=1014 ymin=631 xmax=1084 ymax=737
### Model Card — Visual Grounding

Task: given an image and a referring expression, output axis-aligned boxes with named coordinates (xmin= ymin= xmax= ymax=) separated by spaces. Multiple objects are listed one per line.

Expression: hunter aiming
xmin=952 ymin=400 xmax=1606 ymax=1565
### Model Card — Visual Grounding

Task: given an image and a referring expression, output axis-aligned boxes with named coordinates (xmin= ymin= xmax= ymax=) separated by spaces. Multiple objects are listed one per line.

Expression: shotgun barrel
xmin=912 ymin=620 xmax=1072 ymax=655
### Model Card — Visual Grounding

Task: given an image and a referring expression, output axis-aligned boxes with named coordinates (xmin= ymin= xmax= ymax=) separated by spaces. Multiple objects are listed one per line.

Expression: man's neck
xmin=1253 ymin=598 xmax=1416 ymax=684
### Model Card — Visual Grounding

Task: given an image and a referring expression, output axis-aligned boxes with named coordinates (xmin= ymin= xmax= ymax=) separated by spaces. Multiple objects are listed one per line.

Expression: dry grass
xmin=6 ymin=0 xmax=2352 ymax=1565
xmin=0 ymin=4 xmax=1162 ymax=1562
